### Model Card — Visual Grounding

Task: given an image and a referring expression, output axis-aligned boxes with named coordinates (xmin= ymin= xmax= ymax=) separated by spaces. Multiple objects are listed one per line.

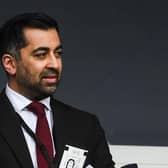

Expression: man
xmin=0 ymin=12 xmax=115 ymax=168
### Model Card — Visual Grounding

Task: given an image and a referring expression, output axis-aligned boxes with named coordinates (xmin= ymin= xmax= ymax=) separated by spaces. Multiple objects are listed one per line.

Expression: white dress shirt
xmin=5 ymin=85 xmax=55 ymax=168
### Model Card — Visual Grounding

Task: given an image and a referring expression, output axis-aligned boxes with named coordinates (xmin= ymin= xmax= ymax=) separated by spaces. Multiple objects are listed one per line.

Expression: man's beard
xmin=16 ymin=68 xmax=61 ymax=100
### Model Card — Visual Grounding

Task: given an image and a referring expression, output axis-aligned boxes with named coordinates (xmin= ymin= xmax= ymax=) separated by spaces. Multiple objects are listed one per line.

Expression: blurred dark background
xmin=0 ymin=0 xmax=168 ymax=146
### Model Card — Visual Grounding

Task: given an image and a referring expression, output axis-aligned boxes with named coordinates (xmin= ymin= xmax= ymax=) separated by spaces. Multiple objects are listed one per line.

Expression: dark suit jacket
xmin=0 ymin=91 xmax=115 ymax=168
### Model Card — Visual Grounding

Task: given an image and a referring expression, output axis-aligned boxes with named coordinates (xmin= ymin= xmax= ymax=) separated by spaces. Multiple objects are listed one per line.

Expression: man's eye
xmin=34 ymin=53 xmax=46 ymax=57
xmin=55 ymin=51 xmax=63 ymax=57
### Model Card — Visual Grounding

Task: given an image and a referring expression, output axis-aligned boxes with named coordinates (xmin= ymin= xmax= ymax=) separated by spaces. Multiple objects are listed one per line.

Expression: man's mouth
xmin=42 ymin=75 xmax=58 ymax=83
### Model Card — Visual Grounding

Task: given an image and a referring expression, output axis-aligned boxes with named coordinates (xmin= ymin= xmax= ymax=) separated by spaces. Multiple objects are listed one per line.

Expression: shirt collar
xmin=5 ymin=84 xmax=51 ymax=113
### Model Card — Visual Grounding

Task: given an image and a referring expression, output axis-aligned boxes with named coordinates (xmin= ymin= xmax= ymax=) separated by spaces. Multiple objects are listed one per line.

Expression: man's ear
xmin=2 ymin=54 xmax=17 ymax=75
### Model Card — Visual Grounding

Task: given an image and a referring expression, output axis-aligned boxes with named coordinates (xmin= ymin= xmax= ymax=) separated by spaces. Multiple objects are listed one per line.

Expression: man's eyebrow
xmin=31 ymin=45 xmax=63 ymax=54
xmin=32 ymin=47 xmax=49 ymax=54
xmin=55 ymin=44 xmax=63 ymax=51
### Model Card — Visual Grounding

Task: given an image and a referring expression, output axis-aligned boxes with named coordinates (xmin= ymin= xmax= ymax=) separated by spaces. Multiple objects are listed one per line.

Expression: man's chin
xmin=40 ymin=80 xmax=60 ymax=95
xmin=44 ymin=86 xmax=57 ymax=94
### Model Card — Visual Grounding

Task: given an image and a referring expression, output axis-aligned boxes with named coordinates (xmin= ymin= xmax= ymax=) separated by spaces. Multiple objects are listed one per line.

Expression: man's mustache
xmin=40 ymin=69 xmax=60 ymax=79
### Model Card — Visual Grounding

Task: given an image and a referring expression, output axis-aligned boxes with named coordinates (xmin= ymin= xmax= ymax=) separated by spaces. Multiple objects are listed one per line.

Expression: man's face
xmin=11 ymin=28 xmax=62 ymax=100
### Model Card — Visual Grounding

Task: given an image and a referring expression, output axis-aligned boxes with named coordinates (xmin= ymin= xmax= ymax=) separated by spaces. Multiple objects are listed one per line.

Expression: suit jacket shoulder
xmin=0 ymin=90 xmax=34 ymax=168
xmin=51 ymin=97 xmax=115 ymax=168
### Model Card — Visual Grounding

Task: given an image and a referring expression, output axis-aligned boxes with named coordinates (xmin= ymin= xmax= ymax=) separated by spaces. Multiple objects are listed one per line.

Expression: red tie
xmin=28 ymin=102 xmax=54 ymax=168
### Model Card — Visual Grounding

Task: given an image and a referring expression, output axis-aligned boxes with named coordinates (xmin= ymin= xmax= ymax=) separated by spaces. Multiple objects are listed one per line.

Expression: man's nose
xmin=46 ymin=53 xmax=60 ymax=68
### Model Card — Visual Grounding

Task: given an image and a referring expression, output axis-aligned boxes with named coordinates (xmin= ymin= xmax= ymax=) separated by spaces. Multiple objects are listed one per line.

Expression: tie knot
xmin=27 ymin=102 xmax=45 ymax=117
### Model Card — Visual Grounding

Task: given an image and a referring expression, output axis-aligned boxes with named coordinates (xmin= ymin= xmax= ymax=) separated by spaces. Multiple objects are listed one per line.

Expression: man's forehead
xmin=22 ymin=28 xmax=61 ymax=48
xmin=23 ymin=27 xmax=60 ymax=39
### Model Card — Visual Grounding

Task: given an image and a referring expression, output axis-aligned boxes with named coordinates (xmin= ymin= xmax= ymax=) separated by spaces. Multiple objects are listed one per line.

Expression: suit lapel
xmin=51 ymin=98 xmax=71 ymax=166
xmin=51 ymin=98 xmax=90 ymax=168
xmin=0 ymin=91 xmax=34 ymax=168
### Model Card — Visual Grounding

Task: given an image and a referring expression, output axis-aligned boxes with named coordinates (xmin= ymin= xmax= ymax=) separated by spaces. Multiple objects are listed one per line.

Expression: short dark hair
xmin=0 ymin=12 xmax=60 ymax=59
